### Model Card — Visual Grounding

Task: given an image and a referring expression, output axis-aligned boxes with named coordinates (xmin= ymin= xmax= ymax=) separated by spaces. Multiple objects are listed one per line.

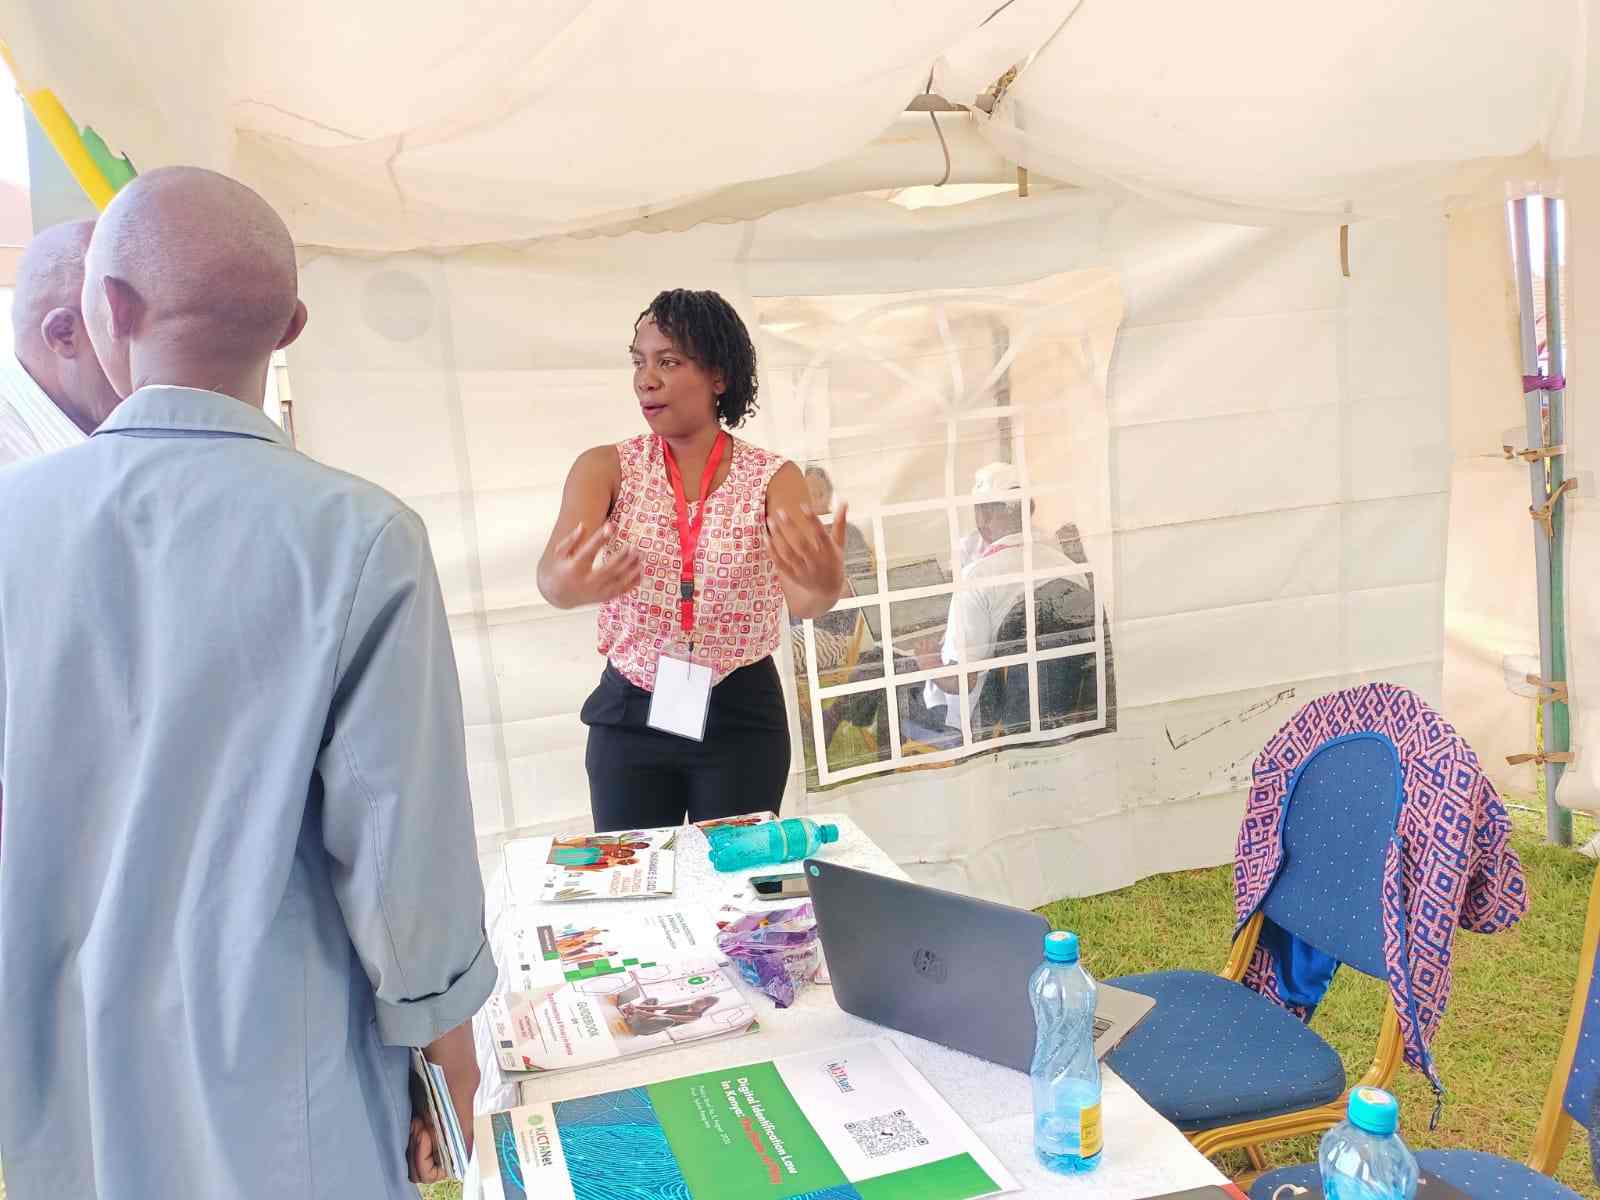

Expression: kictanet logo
xmin=825 ymin=1060 xmax=854 ymax=1094
xmin=525 ymin=1111 xmax=555 ymax=1167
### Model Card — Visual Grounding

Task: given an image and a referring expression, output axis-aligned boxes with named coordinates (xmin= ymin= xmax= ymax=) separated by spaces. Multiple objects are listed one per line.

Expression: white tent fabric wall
xmin=288 ymin=224 xmax=767 ymax=870
xmin=14 ymin=0 xmax=1558 ymax=897
xmin=1442 ymin=202 xmax=1542 ymax=796
xmin=1445 ymin=458 xmax=1540 ymax=791
xmin=288 ymin=189 xmax=1452 ymax=907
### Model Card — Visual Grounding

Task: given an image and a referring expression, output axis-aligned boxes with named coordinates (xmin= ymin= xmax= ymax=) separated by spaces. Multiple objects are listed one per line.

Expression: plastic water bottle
xmin=1029 ymin=930 xmax=1101 ymax=1174
xmin=1318 ymin=1087 xmax=1418 ymax=1200
xmin=707 ymin=818 xmax=839 ymax=872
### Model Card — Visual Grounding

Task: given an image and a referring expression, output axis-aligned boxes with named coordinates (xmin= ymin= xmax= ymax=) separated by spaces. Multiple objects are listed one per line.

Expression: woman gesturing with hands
xmin=537 ymin=289 xmax=846 ymax=832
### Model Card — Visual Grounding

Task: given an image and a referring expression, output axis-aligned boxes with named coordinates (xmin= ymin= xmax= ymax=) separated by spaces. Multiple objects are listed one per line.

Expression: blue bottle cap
xmin=1347 ymin=1086 xmax=1399 ymax=1135
xmin=818 ymin=824 xmax=840 ymax=844
xmin=1043 ymin=930 xmax=1079 ymax=964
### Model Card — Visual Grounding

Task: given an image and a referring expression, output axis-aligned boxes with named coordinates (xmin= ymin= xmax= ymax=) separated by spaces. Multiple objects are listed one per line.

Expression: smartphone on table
xmin=750 ymin=871 xmax=809 ymax=901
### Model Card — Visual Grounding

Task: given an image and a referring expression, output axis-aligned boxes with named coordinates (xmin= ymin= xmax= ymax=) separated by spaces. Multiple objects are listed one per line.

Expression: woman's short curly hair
xmin=636 ymin=289 xmax=759 ymax=428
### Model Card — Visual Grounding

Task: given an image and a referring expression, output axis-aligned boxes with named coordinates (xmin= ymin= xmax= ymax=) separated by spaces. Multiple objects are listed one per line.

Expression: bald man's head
xmin=83 ymin=166 xmax=307 ymax=404
xmin=11 ymin=220 xmax=122 ymax=433
xmin=14 ymin=219 xmax=94 ymax=349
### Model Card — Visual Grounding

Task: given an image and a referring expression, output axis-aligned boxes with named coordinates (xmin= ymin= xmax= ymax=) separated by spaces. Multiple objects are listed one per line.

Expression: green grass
xmin=8 ymin=807 xmax=1595 ymax=1199
xmin=1040 ymin=804 xmax=1600 ymax=1195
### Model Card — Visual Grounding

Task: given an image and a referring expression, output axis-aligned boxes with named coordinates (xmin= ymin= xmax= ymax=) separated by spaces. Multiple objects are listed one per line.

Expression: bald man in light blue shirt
xmin=0 ymin=168 xmax=494 ymax=1198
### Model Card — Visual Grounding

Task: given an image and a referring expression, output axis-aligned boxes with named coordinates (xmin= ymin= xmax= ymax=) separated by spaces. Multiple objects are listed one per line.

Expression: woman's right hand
xmin=544 ymin=521 xmax=642 ymax=607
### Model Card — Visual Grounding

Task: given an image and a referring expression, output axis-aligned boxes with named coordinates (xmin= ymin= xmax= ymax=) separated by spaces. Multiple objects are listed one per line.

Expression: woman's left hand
xmin=768 ymin=502 xmax=848 ymax=601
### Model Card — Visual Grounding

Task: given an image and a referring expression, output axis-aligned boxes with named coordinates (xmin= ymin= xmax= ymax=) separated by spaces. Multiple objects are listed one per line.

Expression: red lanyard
xmin=660 ymin=431 xmax=728 ymax=648
xmin=979 ymin=535 xmax=1019 ymax=561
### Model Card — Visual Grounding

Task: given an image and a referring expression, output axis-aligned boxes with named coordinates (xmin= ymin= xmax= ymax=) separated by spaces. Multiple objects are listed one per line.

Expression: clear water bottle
xmin=1318 ymin=1087 xmax=1418 ymax=1200
xmin=1029 ymin=930 xmax=1102 ymax=1174
xmin=707 ymin=818 xmax=839 ymax=872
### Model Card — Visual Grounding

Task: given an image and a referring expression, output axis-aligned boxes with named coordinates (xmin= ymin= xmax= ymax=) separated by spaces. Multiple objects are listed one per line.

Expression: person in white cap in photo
xmin=957 ymin=462 xmax=1011 ymax=569
xmin=922 ymin=461 xmax=1081 ymax=730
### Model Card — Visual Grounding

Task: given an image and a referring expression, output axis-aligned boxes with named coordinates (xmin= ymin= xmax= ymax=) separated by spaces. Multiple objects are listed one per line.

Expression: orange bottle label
xmin=1079 ymin=1103 xmax=1103 ymax=1157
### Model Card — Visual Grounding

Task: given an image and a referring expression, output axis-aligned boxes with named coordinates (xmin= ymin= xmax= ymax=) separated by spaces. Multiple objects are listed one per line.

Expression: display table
xmin=466 ymin=816 xmax=1231 ymax=1198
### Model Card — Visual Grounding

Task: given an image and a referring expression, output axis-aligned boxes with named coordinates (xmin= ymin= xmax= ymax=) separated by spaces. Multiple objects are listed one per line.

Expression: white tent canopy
xmin=4 ymin=0 xmax=1588 ymax=903
xmin=4 ymin=0 xmax=1597 ymax=244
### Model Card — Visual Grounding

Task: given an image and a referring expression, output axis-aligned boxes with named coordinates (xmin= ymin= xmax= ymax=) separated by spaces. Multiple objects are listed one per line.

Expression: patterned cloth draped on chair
xmin=1235 ymin=683 xmax=1529 ymax=1093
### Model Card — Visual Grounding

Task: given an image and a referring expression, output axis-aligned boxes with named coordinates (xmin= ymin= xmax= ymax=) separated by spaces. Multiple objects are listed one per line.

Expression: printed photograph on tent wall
xmin=759 ymin=271 xmax=1122 ymax=787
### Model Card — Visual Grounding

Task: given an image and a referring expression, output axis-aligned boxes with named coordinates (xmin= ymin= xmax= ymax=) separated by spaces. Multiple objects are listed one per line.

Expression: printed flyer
xmin=485 ymin=960 xmax=758 ymax=1075
xmin=504 ymin=828 xmax=679 ymax=903
xmin=477 ymin=1038 xmax=1016 ymax=1200
xmin=500 ymin=908 xmax=728 ymax=992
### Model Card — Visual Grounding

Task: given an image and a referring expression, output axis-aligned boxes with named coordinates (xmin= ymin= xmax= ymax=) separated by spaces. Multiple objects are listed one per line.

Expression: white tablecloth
xmin=465 ymin=816 xmax=1229 ymax=1199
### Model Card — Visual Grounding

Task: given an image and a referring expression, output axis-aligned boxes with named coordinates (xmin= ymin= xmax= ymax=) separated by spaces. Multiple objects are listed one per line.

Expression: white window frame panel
xmin=799 ymin=415 xmax=1110 ymax=787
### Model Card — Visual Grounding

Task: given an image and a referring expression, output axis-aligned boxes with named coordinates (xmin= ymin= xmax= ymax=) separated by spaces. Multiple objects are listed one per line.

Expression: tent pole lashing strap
xmin=1507 ymin=751 xmax=1577 ymax=767
xmin=1524 ymin=675 xmax=1570 ymax=703
xmin=1531 ymin=477 xmax=1579 ymax=539
xmin=1504 ymin=442 xmax=1567 ymax=463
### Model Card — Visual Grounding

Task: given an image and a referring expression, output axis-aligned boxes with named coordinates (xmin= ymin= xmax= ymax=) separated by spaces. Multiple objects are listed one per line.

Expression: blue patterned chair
xmin=1249 ymin=859 xmax=1600 ymax=1198
xmin=1106 ymin=735 xmax=1406 ymax=1160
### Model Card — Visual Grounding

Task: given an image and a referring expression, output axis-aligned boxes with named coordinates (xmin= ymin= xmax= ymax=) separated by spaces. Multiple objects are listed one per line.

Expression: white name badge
xmin=647 ymin=654 xmax=713 ymax=741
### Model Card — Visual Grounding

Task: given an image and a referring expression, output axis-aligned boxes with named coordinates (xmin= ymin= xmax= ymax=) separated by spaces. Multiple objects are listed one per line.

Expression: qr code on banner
xmin=843 ymin=1109 xmax=929 ymax=1159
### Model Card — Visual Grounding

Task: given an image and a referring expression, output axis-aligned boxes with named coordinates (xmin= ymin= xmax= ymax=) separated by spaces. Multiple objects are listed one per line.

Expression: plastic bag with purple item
xmin=715 ymin=903 xmax=820 ymax=1009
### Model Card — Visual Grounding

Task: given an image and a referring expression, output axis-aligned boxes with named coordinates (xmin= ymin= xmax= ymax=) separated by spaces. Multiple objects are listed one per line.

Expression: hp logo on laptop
xmin=911 ymin=948 xmax=948 ymax=983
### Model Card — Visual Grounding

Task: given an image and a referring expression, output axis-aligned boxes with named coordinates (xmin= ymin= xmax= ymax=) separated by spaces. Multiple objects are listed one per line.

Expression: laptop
xmin=807 ymin=859 xmax=1155 ymax=1073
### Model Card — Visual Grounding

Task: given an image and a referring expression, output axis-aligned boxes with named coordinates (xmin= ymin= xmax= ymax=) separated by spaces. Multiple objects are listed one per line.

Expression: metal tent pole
xmin=1510 ymin=196 xmax=1570 ymax=844
xmin=1543 ymin=196 xmax=1573 ymax=842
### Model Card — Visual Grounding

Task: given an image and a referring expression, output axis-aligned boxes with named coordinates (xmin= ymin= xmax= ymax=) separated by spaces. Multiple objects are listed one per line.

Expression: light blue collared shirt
xmin=0 ymin=387 xmax=494 ymax=1199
